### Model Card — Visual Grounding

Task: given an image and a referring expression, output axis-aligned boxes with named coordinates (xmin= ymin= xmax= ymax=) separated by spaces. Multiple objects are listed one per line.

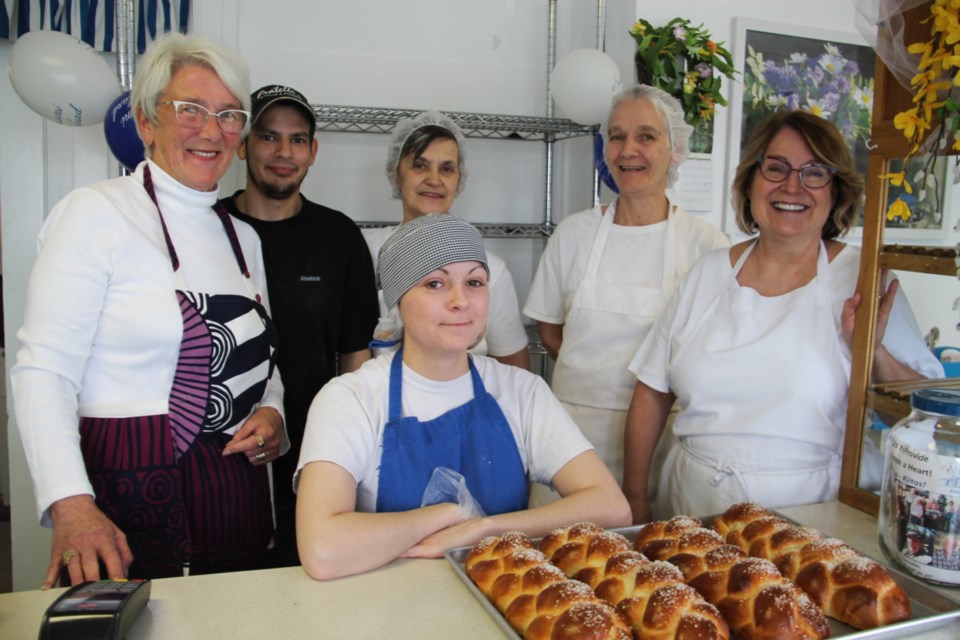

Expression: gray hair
xmin=604 ymin=84 xmax=692 ymax=188
xmin=385 ymin=110 xmax=468 ymax=199
xmin=131 ymin=32 xmax=251 ymax=156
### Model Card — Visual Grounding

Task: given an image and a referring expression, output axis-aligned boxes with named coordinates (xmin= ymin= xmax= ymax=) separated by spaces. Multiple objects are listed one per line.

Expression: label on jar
xmin=886 ymin=431 xmax=960 ymax=585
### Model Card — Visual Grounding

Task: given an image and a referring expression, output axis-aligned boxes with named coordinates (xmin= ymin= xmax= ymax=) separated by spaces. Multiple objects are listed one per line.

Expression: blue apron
xmin=376 ymin=351 xmax=528 ymax=514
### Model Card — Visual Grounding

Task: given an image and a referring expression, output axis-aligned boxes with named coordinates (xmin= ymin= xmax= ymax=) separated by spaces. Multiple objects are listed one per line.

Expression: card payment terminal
xmin=39 ymin=579 xmax=151 ymax=640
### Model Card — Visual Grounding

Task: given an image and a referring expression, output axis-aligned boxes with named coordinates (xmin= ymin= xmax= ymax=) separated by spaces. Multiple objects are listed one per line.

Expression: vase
xmin=635 ymin=52 xmax=657 ymax=86
xmin=634 ymin=52 xmax=684 ymax=93
xmin=688 ymin=119 xmax=713 ymax=154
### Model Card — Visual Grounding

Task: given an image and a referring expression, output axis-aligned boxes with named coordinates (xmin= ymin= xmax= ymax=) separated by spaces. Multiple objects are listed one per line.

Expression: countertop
xmin=1 ymin=501 xmax=958 ymax=639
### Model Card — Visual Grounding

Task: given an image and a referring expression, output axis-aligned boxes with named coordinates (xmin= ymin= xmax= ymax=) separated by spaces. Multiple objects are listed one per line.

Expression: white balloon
xmin=8 ymin=30 xmax=121 ymax=126
xmin=550 ymin=49 xmax=623 ymax=125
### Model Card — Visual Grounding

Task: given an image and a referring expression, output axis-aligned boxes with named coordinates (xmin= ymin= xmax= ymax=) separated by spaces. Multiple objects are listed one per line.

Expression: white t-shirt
xmin=524 ymin=201 xmax=729 ymax=325
xmin=295 ymin=352 xmax=593 ymax=511
xmin=363 ymin=225 xmax=528 ymax=357
xmin=629 ymin=245 xmax=944 ymax=436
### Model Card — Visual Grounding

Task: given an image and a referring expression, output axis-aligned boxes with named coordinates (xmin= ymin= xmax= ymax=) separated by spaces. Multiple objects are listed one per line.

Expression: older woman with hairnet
xmin=362 ymin=110 xmax=530 ymax=369
xmin=295 ymin=214 xmax=630 ymax=580
xmin=524 ymin=85 xmax=729 ymax=503
xmin=12 ymin=33 xmax=287 ymax=586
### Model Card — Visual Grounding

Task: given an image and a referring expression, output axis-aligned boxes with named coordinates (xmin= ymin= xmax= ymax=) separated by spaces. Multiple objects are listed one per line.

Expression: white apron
xmin=551 ymin=198 xmax=678 ymax=481
xmin=654 ymin=241 xmax=849 ymax=519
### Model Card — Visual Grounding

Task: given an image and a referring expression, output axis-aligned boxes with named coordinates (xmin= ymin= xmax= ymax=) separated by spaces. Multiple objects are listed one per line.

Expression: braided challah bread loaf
xmin=596 ymin=551 xmax=730 ymax=640
xmin=540 ymin=523 xmax=730 ymax=640
xmin=539 ymin=523 xmax=633 ymax=589
xmin=465 ymin=532 xmax=632 ymax=640
xmin=712 ymin=502 xmax=912 ymax=630
xmin=634 ymin=516 xmax=829 ymax=640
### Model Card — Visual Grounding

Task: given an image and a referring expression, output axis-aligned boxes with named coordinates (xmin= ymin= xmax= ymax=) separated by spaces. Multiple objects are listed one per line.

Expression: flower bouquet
xmin=630 ymin=17 xmax=736 ymax=152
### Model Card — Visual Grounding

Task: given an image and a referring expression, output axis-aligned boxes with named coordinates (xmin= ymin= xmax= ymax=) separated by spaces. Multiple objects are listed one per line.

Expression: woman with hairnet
xmin=362 ymin=111 xmax=530 ymax=369
xmin=524 ymin=85 xmax=729 ymax=505
xmin=294 ymin=214 xmax=630 ymax=580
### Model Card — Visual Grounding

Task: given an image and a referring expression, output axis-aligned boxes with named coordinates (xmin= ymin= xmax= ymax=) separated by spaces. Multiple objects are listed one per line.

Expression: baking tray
xmin=445 ymin=517 xmax=960 ymax=640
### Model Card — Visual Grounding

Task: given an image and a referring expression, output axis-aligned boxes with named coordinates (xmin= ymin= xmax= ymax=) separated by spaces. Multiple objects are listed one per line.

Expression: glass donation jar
xmin=879 ymin=388 xmax=960 ymax=586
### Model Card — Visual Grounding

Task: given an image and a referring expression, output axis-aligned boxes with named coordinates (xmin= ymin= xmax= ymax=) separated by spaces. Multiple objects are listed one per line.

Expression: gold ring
xmin=256 ymin=452 xmax=267 ymax=461
xmin=62 ymin=550 xmax=78 ymax=566
xmin=255 ymin=434 xmax=265 ymax=448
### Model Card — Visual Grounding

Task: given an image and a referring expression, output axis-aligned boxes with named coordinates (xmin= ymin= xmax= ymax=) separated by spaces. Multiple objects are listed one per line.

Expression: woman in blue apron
xmin=12 ymin=34 xmax=287 ymax=588
xmin=294 ymin=214 xmax=630 ymax=580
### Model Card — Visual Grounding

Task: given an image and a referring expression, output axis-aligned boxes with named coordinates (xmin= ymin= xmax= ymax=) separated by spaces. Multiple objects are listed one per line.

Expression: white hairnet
xmin=385 ymin=110 xmax=468 ymax=198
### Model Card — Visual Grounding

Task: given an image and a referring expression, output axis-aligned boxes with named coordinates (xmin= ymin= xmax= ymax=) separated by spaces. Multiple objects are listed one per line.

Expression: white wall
xmin=2 ymin=0 xmax=958 ymax=590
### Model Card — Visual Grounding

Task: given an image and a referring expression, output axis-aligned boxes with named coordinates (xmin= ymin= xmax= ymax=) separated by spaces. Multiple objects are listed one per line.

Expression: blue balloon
xmin=103 ymin=92 xmax=145 ymax=172
xmin=594 ymin=132 xmax=618 ymax=194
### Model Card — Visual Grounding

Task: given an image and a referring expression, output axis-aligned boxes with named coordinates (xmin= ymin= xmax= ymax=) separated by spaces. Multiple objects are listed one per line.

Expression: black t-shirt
xmin=220 ymin=191 xmax=379 ymax=504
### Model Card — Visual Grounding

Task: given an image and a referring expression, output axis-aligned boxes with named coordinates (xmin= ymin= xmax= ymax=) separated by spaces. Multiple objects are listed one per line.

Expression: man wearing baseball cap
xmin=219 ymin=84 xmax=379 ymax=567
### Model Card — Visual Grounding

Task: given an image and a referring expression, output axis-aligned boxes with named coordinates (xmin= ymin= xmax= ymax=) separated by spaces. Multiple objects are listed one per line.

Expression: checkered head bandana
xmin=377 ymin=214 xmax=489 ymax=311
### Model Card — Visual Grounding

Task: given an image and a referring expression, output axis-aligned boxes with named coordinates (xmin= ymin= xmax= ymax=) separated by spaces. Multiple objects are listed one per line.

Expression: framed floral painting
xmin=724 ymin=18 xmax=932 ymax=236
xmin=728 ymin=18 xmax=875 ymax=171
xmin=728 ymin=17 xmax=952 ymax=240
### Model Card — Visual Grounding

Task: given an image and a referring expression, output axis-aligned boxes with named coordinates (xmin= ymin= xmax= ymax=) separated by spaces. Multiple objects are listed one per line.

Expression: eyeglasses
xmin=158 ymin=100 xmax=250 ymax=134
xmin=757 ymin=156 xmax=836 ymax=189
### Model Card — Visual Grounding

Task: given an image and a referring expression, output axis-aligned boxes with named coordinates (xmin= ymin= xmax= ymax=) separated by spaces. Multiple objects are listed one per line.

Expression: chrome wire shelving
xmin=354 ymin=220 xmax=555 ymax=239
xmin=310 ymin=105 xmax=595 ymax=141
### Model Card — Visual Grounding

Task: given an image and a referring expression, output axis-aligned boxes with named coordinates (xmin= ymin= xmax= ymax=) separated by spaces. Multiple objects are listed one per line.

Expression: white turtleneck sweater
xmin=12 ymin=160 xmax=284 ymax=525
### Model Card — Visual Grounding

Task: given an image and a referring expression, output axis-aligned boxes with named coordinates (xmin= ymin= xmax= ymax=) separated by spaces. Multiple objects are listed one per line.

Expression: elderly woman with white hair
xmin=524 ymin=85 xmax=729 ymax=502
xmin=362 ymin=110 xmax=530 ymax=369
xmin=12 ymin=33 xmax=286 ymax=585
xmin=295 ymin=214 xmax=630 ymax=580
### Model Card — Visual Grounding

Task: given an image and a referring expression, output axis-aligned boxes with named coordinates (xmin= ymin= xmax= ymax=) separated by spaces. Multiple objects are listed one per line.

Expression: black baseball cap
xmin=250 ymin=84 xmax=316 ymax=136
